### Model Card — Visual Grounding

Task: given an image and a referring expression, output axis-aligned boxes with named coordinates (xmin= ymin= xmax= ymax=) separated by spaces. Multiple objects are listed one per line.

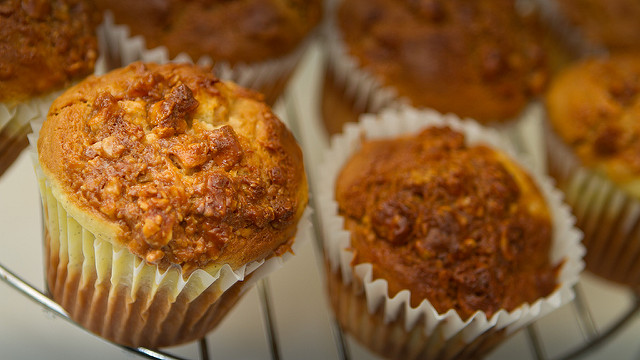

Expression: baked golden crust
xmin=337 ymin=0 xmax=549 ymax=123
xmin=0 ymin=0 xmax=99 ymax=104
xmin=95 ymin=0 xmax=322 ymax=64
xmin=555 ymin=0 xmax=640 ymax=52
xmin=546 ymin=54 xmax=640 ymax=197
xmin=335 ymin=126 xmax=557 ymax=320
xmin=38 ymin=62 xmax=308 ymax=274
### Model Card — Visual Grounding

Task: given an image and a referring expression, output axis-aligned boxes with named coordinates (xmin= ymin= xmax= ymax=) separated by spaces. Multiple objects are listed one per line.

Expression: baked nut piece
xmin=322 ymin=0 xmax=551 ymax=134
xmin=545 ymin=53 xmax=640 ymax=285
xmin=36 ymin=61 xmax=308 ymax=347
xmin=0 ymin=0 xmax=99 ymax=175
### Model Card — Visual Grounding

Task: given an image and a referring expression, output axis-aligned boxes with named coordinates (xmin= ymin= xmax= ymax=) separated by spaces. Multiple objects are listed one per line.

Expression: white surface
xmin=0 ymin=42 xmax=639 ymax=360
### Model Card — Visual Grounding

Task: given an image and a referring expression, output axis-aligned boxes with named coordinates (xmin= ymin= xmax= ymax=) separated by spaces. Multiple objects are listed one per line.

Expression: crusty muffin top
xmin=336 ymin=126 xmax=557 ymax=319
xmin=38 ymin=62 xmax=308 ymax=274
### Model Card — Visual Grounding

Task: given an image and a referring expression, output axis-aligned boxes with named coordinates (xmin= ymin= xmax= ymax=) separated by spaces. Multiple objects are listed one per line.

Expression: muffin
xmin=545 ymin=53 xmax=640 ymax=286
xmin=321 ymin=0 xmax=555 ymax=136
xmin=0 ymin=0 xmax=100 ymax=176
xmin=32 ymin=61 xmax=309 ymax=347
xmin=96 ymin=0 xmax=323 ymax=105
xmin=538 ymin=0 xmax=640 ymax=55
xmin=317 ymin=107 xmax=583 ymax=359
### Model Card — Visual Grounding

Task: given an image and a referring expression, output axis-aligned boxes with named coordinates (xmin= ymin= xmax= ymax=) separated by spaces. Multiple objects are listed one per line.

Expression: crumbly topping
xmin=40 ymin=62 xmax=307 ymax=273
xmin=336 ymin=127 xmax=557 ymax=319
xmin=338 ymin=0 xmax=549 ymax=122
xmin=0 ymin=0 xmax=99 ymax=103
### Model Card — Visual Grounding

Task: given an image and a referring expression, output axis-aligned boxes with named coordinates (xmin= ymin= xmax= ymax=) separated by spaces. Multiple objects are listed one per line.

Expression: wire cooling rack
xmin=2 ymin=43 xmax=640 ymax=360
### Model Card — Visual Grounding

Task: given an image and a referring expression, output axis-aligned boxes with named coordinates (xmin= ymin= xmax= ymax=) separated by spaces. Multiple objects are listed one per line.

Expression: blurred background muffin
xmin=321 ymin=0 xmax=560 ymax=136
xmin=0 ymin=0 xmax=100 ymax=176
xmin=33 ymin=61 xmax=309 ymax=347
xmin=545 ymin=53 xmax=640 ymax=286
xmin=317 ymin=107 xmax=583 ymax=360
xmin=537 ymin=0 xmax=640 ymax=56
xmin=96 ymin=0 xmax=323 ymax=105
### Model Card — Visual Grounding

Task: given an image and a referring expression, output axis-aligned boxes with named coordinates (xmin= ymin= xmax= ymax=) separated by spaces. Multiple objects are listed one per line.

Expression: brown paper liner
xmin=325 ymin=263 xmax=508 ymax=360
xmin=0 ymin=121 xmax=30 ymax=176
xmin=545 ymin=123 xmax=640 ymax=286
xmin=44 ymin=229 xmax=251 ymax=347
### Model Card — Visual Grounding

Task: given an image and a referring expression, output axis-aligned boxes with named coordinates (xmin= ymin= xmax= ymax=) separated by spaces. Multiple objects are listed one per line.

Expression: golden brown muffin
xmin=322 ymin=0 xmax=551 ymax=135
xmin=552 ymin=0 xmax=640 ymax=52
xmin=335 ymin=126 xmax=558 ymax=320
xmin=0 ymin=0 xmax=99 ymax=104
xmin=95 ymin=0 xmax=322 ymax=65
xmin=545 ymin=53 xmax=640 ymax=285
xmin=36 ymin=61 xmax=308 ymax=346
xmin=546 ymin=54 xmax=640 ymax=195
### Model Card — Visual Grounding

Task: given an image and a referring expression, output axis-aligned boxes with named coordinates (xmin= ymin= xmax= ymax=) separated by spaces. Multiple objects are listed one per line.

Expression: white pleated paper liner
xmin=316 ymin=106 xmax=584 ymax=357
xmin=28 ymin=110 xmax=312 ymax=347
xmin=100 ymin=11 xmax=314 ymax=104
xmin=545 ymin=121 xmax=640 ymax=286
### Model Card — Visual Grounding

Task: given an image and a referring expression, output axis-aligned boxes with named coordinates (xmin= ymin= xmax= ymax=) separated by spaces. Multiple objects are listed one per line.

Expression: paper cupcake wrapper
xmin=325 ymin=264 xmax=507 ymax=360
xmin=316 ymin=106 xmax=584 ymax=358
xmin=545 ymin=122 xmax=640 ymax=286
xmin=100 ymin=11 xmax=313 ymax=105
xmin=323 ymin=7 xmax=403 ymax=116
xmin=0 ymin=92 xmax=60 ymax=176
xmin=28 ymin=117 xmax=311 ymax=347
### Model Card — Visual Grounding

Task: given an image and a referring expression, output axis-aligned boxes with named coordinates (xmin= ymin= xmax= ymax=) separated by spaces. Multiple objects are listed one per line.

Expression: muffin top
xmin=95 ymin=0 xmax=322 ymax=64
xmin=337 ymin=0 xmax=549 ymax=123
xmin=335 ymin=126 xmax=557 ymax=319
xmin=554 ymin=0 xmax=640 ymax=52
xmin=38 ymin=62 xmax=308 ymax=274
xmin=546 ymin=54 xmax=640 ymax=197
xmin=0 ymin=0 xmax=99 ymax=104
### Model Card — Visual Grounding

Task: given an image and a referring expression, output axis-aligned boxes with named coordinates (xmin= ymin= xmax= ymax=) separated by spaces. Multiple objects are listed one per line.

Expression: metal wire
xmin=258 ymin=278 xmax=282 ymax=360
xmin=556 ymin=292 xmax=640 ymax=360
xmin=283 ymin=91 xmax=351 ymax=360
xmin=527 ymin=324 xmax=548 ymax=360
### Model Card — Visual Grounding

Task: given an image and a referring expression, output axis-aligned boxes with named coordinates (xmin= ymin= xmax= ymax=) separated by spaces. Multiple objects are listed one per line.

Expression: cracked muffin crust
xmin=335 ymin=126 xmax=559 ymax=320
xmin=38 ymin=62 xmax=308 ymax=275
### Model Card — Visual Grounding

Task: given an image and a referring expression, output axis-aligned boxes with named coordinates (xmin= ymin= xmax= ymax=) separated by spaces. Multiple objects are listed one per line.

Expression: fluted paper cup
xmin=317 ymin=106 xmax=584 ymax=359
